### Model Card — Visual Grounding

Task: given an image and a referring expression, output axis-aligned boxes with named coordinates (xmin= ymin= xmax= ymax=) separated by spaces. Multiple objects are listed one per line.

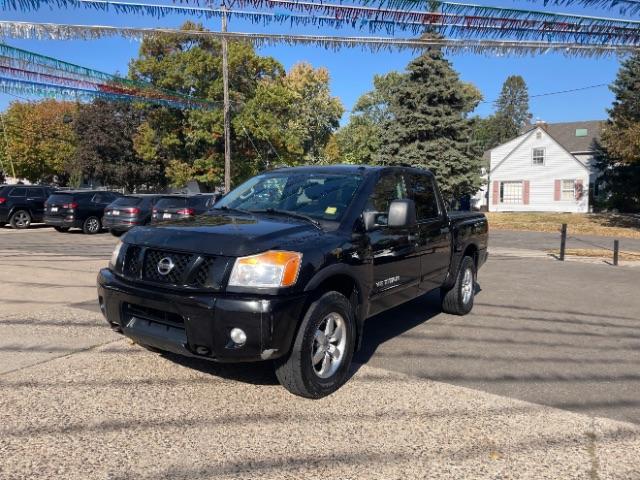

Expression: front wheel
xmin=10 ymin=210 xmax=31 ymax=229
xmin=83 ymin=216 xmax=102 ymax=234
xmin=275 ymin=291 xmax=355 ymax=399
xmin=441 ymin=256 xmax=476 ymax=316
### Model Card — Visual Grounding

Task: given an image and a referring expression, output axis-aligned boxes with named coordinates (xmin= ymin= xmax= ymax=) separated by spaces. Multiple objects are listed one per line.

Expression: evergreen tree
xmin=600 ymin=53 xmax=640 ymax=165
xmin=494 ymin=75 xmax=532 ymax=134
xmin=376 ymin=49 xmax=483 ymax=201
xmin=474 ymin=75 xmax=532 ymax=155
xmin=594 ymin=53 xmax=640 ymax=212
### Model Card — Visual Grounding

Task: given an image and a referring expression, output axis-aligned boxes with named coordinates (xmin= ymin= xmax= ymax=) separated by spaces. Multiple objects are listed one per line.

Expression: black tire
xmin=275 ymin=291 xmax=355 ymax=399
xmin=10 ymin=210 xmax=31 ymax=229
xmin=54 ymin=226 xmax=70 ymax=232
xmin=82 ymin=216 xmax=102 ymax=234
xmin=441 ymin=256 xmax=476 ymax=316
xmin=110 ymin=230 xmax=125 ymax=237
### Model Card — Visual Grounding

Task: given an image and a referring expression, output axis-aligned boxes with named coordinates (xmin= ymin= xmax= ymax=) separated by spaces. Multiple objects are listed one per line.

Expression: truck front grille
xmin=120 ymin=245 xmax=229 ymax=291
xmin=143 ymin=249 xmax=192 ymax=284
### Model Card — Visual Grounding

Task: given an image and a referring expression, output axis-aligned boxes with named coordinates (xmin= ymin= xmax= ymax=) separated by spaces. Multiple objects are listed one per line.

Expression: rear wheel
xmin=275 ymin=291 xmax=355 ymax=399
xmin=10 ymin=210 xmax=31 ymax=229
xmin=441 ymin=256 xmax=476 ymax=316
xmin=54 ymin=226 xmax=70 ymax=232
xmin=83 ymin=216 xmax=101 ymax=234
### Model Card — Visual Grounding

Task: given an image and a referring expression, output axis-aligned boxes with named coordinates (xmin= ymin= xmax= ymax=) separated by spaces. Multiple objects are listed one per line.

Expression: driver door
xmin=366 ymin=171 xmax=421 ymax=316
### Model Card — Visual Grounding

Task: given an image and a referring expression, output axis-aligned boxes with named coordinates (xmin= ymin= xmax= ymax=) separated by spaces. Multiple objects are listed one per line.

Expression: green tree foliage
xmin=1 ymin=100 xmax=76 ymax=183
xmin=600 ymin=53 xmax=640 ymax=165
xmin=375 ymin=50 xmax=483 ymax=201
xmin=129 ymin=22 xmax=284 ymax=187
xmin=129 ymin=23 xmax=341 ymax=188
xmin=73 ymin=100 xmax=162 ymax=192
xmin=236 ymin=62 xmax=344 ymax=167
xmin=473 ymin=75 xmax=532 ymax=156
xmin=594 ymin=53 xmax=640 ymax=212
xmin=332 ymin=72 xmax=403 ymax=165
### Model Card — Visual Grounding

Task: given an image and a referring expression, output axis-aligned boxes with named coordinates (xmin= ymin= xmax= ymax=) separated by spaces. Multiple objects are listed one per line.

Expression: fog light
xmin=230 ymin=328 xmax=247 ymax=346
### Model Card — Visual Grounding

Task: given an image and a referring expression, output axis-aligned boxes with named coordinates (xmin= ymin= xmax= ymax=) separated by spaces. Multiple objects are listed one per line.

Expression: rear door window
xmin=27 ymin=187 xmax=45 ymax=199
xmin=9 ymin=187 xmax=27 ymax=197
xmin=407 ymin=173 xmax=440 ymax=221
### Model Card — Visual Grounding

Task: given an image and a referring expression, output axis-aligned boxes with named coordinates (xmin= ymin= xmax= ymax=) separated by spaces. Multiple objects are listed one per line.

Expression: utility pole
xmin=221 ymin=5 xmax=231 ymax=193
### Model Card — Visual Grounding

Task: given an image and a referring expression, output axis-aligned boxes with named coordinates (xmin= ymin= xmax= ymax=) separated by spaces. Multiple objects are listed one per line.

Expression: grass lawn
xmin=486 ymin=212 xmax=640 ymax=239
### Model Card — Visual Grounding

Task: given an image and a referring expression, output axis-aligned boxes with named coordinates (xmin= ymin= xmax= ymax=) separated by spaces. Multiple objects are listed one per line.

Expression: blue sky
xmin=0 ymin=1 xmax=630 ymax=123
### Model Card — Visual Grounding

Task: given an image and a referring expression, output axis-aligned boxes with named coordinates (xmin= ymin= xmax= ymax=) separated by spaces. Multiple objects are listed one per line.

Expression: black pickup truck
xmin=97 ymin=165 xmax=488 ymax=398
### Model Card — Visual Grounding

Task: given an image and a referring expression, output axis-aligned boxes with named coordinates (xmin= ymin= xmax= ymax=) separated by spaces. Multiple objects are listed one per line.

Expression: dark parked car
xmin=151 ymin=194 xmax=219 ymax=223
xmin=0 ymin=185 xmax=56 ymax=229
xmin=44 ymin=190 xmax=121 ymax=234
xmin=98 ymin=165 xmax=488 ymax=398
xmin=103 ymin=194 xmax=164 ymax=237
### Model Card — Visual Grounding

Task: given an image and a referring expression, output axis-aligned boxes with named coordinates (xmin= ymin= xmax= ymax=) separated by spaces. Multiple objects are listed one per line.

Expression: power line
xmin=480 ymin=83 xmax=608 ymax=105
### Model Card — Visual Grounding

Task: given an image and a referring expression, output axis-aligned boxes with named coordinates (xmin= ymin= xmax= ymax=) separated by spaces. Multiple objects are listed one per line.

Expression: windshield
xmin=215 ymin=172 xmax=363 ymax=222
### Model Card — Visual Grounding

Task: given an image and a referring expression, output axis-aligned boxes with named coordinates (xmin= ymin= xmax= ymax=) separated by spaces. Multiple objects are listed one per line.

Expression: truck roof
xmin=268 ymin=164 xmax=433 ymax=176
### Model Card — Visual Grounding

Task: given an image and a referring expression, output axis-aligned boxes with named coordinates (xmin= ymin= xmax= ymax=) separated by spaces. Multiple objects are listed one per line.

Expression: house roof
xmin=523 ymin=120 xmax=604 ymax=153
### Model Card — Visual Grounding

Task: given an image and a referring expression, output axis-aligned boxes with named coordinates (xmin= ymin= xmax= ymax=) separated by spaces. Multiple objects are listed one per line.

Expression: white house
xmin=477 ymin=120 xmax=604 ymax=213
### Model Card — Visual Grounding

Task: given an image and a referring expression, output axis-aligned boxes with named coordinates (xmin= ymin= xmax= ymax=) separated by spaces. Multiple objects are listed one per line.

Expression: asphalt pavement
xmin=490 ymin=229 xmax=640 ymax=253
xmin=1 ymin=226 xmax=640 ymax=479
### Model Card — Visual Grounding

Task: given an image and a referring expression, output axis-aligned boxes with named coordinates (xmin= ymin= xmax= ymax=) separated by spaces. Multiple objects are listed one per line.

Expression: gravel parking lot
xmin=1 ymin=227 xmax=640 ymax=479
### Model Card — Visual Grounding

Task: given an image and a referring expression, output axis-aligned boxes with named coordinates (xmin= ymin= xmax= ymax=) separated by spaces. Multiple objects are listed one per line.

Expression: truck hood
xmin=124 ymin=211 xmax=325 ymax=257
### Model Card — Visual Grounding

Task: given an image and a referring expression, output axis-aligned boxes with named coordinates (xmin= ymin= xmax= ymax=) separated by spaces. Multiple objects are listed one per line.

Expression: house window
xmin=561 ymin=180 xmax=576 ymax=200
xmin=532 ymin=148 xmax=545 ymax=165
xmin=500 ymin=181 xmax=523 ymax=204
xmin=575 ymin=128 xmax=588 ymax=137
xmin=536 ymin=131 xmax=542 ymax=140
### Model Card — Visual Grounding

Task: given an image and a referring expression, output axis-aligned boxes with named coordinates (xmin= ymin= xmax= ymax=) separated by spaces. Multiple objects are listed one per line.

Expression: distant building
xmin=475 ymin=120 xmax=604 ymax=213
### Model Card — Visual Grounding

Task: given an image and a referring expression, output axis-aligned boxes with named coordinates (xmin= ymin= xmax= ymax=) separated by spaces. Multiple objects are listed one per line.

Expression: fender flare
xmin=304 ymin=263 xmax=372 ymax=350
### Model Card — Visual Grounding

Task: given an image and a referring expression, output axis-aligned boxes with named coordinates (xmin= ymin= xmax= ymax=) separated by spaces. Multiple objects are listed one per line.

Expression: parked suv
xmin=0 ymin=185 xmax=56 ymax=229
xmin=44 ymin=190 xmax=121 ymax=234
xmin=151 ymin=194 xmax=219 ymax=223
xmin=103 ymin=194 xmax=163 ymax=237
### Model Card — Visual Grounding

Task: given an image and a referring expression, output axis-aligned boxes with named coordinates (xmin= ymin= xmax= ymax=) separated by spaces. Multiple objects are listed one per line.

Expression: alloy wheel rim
xmin=15 ymin=212 xmax=29 ymax=227
xmin=88 ymin=218 xmax=99 ymax=232
xmin=461 ymin=268 xmax=473 ymax=304
xmin=311 ymin=312 xmax=347 ymax=379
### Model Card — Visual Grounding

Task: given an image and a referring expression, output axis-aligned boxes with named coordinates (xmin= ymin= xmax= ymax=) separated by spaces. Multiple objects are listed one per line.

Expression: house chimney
xmin=535 ymin=118 xmax=548 ymax=131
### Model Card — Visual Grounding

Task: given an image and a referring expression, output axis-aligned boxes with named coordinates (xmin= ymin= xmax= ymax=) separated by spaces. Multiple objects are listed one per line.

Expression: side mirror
xmin=388 ymin=199 xmax=416 ymax=228
xmin=363 ymin=211 xmax=377 ymax=232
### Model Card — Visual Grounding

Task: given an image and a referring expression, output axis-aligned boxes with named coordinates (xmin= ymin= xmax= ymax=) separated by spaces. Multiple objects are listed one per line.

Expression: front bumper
xmin=97 ymin=268 xmax=308 ymax=363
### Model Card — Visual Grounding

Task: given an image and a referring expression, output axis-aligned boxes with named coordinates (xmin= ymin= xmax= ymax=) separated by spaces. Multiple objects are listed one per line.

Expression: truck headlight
xmin=109 ymin=241 xmax=123 ymax=270
xmin=229 ymin=250 xmax=302 ymax=288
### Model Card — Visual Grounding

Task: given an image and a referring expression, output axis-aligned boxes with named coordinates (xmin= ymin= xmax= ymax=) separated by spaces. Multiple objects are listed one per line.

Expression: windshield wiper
xmin=254 ymin=208 xmax=322 ymax=230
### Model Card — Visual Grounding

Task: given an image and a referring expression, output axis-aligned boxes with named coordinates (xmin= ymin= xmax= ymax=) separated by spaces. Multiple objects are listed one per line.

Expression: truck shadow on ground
xmin=160 ymin=286 xmax=465 ymax=387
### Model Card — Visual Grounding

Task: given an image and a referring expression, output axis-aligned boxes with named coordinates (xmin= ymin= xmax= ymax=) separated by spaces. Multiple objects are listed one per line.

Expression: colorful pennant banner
xmin=0 ymin=75 xmax=201 ymax=108
xmin=0 ymin=21 xmax=638 ymax=56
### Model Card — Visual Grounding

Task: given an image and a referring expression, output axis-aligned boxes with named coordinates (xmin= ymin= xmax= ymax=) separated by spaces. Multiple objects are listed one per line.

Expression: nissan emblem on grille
xmin=157 ymin=257 xmax=175 ymax=276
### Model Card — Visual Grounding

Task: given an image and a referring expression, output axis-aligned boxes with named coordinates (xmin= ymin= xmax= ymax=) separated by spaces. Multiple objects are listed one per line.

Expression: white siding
xmin=489 ymin=128 xmax=590 ymax=213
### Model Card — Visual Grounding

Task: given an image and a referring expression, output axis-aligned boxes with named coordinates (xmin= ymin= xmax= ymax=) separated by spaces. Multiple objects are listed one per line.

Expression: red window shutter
xmin=523 ymin=181 xmax=530 ymax=205
xmin=492 ymin=181 xmax=499 ymax=205
xmin=554 ymin=180 xmax=561 ymax=201
xmin=575 ymin=179 xmax=584 ymax=200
